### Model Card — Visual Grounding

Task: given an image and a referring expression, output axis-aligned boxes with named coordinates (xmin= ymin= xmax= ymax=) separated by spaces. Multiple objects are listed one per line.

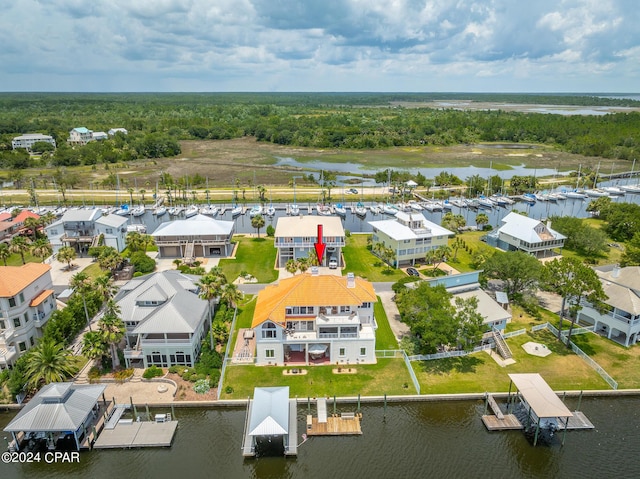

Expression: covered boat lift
xmin=507 ymin=373 xmax=572 ymax=446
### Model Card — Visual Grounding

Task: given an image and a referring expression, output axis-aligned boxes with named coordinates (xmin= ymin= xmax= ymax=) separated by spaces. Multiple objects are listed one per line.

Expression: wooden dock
xmin=559 ymin=411 xmax=595 ymax=430
xmin=482 ymin=394 xmax=523 ymax=431
xmin=93 ymin=420 xmax=178 ymax=449
xmin=306 ymin=414 xmax=363 ymax=436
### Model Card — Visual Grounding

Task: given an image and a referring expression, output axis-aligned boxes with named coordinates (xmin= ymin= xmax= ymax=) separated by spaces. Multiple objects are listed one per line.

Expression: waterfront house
xmin=369 ymin=212 xmax=454 ymax=267
xmin=252 ymin=271 xmax=377 ymax=366
xmin=68 ymin=127 xmax=94 ymax=145
xmin=0 ymin=263 xmax=56 ymax=369
xmin=151 ymin=214 xmax=235 ymax=260
xmin=94 ymin=214 xmax=129 ymax=252
xmin=0 ymin=209 xmax=40 ymax=243
xmin=577 ymin=265 xmax=640 ymax=346
xmin=3 ymin=382 xmax=107 ymax=451
xmin=485 ymin=212 xmax=566 ymax=258
xmin=274 ymin=216 xmax=345 ymax=268
xmin=11 ymin=133 xmax=56 ymax=150
xmin=119 ymin=270 xmax=209 ymax=368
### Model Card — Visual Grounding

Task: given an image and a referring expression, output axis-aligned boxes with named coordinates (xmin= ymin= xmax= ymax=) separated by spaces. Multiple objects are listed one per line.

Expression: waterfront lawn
xmin=218 ymin=235 xmax=278 ymax=283
xmin=222 ymin=358 xmax=415 ymax=399
xmin=374 ymin=298 xmax=399 ymax=350
xmin=227 ymin=295 xmax=256 ymax=354
xmin=414 ymin=329 xmax=610 ymax=394
xmin=447 ymin=230 xmax=496 ymax=273
xmin=570 ymin=332 xmax=640 ymax=389
xmin=342 ymin=234 xmax=405 ymax=282
xmin=4 ymin=251 xmax=42 ymax=267
xmin=80 ymin=262 xmax=104 ymax=280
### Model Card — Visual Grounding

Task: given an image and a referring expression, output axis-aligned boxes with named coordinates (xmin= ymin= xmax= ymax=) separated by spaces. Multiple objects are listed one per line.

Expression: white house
xmin=252 ymin=272 xmax=377 ymax=366
xmin=11 ymin=133 xmax=56 ymax=150
xmin=68 ymin=127 xmax=93 ymax=145
xmin=151 ymin=214 xmax=235 ymax=259
xmin=92 ymin=131 xmax=108 ymax=141
xmin=94 ymin=214 xmax=129 ymax=252
xmin=274 ymin=216 xmax=345 ymax=268
xmin=0 ymin=264 xmax=57 ymax=369
xmin=486 ymin=212 xmax=566 ymax=257
xmin=369 ymin=212 xmax=454 ymax=266
xmin=118 ymin=270 xmax=209 ymax=368
xmin=108 ymin=128 xmax=128 ymax=136
xmin=578 ymin=265 xmax=640 ymax=347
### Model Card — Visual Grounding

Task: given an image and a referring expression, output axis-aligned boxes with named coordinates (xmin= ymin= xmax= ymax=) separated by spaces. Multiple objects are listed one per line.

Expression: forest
xmin=1 ymin=92 xmax=640 ymax=171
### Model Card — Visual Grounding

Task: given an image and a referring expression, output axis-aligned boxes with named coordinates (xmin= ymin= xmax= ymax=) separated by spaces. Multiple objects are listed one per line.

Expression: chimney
xmin=546 ymin=220 xmax=552 ymax=230
xmin=311 ymin=266 xmax=319 ymax=276
xmin=347 ymin=272 xmax=355 ymax=288
xmin=612 ymin=264 xmax=620 ymax=278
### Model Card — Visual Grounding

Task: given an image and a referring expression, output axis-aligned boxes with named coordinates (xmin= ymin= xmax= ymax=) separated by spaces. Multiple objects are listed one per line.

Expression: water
xmin=2 ymin=396 xmax=639 ymax=478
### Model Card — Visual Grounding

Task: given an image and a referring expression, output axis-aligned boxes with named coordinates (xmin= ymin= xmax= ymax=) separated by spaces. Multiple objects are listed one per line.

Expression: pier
xmin=305 ymin=397 xmax=362 ymax=436
xmin=93 ymin=412 xmax=178 ymax=449
xmin=481 ymin=394 xmax=523 ymax=431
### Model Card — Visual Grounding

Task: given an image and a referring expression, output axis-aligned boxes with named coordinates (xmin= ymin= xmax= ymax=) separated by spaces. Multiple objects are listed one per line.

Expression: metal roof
xmin=498 ymin=212 xmax=566 ymax=244
xmin=95 ymin=214 xmax=128 ymax=227
xmin=369 ymin=213 xmax=454 ymax=241
xmin=495 ymin=292 xmax=509 ymax=304
xmin=3 ymin=383 xmax=106 ymax=433
xmin=452 ymin=288 xmax=511 ymax=325
xmin=59 ymin=208 xmax=102 ymax=223
xmin=508 ymin=374 xmax=573 ymax=419
xmin=248 ymin=387 xmax=290 ymax=436
xmin=151 ymin=215 xmax=234 ymax=237
xmin=274 ymin=215 xmax=345 ymax=238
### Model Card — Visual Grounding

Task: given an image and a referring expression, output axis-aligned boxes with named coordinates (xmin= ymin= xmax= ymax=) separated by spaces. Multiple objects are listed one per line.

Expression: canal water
xmin=1 ymin=395 xmax=639 ymax=478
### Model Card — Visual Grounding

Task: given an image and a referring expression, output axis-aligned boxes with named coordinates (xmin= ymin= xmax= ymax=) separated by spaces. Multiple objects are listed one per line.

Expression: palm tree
xmin=173 ymin=259 xmax=182 ymax=269
xmin=198 ymin=271 xmax=227 ymax=349
xmin=0 ymin=242 xmax=10 ymax=266
xmin=127 ymin=187 xmax=134 ymax=206
xmin=23 ymin=216 xmax=41 ymax=241
xmin=31 ymin=238 xmax=53 ymax=263
xmin=82 ymin=331 xmax=109 ymax=362
xmin=94 ymin=274 xmax=117 ymax=304
xmin=125 ymin=231 xmax=144 ymax=252
xmin=140 ymin=234 xmax=155 ymax=252
xmin=285 ymin=259 xmax=299 ymax=275
xmin=70 ymin=272 xmax=93 ymax=331
xmin=24 ymin=338 xmax=78 ymax=391
xmin=251 ymin=214 xmax=265 ymax=237
xmin=139 ymin=189 xmax=146 ymax=202
xmin=57 ymin=246 xmax=77 ymax=270
xmin=9 ymin=236 xmax=31 ymax=264
xmin=220 ymin=282 xmax=242 ymax=309
xmin=98 ymin=300 xmax=125 ymax=369
xmin=41 ymin=211 xmax=57 ymax=226
xmin=475 ymin=213 xmax=489 ymax=231
xmin=97 ymin=247 xmax=123 ymax=273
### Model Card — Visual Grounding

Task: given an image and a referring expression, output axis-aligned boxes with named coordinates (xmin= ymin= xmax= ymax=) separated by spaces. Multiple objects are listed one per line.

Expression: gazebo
xmin=4 ymin=382 xmax=107 ymax=451
xmin=507 ymin=373 xmax=573 ymax=446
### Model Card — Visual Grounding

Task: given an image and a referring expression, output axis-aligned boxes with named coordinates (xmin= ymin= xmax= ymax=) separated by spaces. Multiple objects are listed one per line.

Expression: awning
xmin=30 ymin=289 xmax=54 ymax=307
xmin=308 ymin=344 xmax=328 ymax=354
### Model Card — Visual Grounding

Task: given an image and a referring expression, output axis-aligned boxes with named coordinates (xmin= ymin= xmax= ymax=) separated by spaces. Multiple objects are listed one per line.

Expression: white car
xmin=329 ymin=257 xmax=338 ymax=269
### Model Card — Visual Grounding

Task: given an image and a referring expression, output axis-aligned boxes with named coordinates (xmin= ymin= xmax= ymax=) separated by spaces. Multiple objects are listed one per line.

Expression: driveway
xmin=374 ymin=282 xmax=410 ymax=342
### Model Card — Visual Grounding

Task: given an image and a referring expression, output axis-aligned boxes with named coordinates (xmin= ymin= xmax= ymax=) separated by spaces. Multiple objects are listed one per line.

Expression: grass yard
xmin=374 ymin=298 xmax=399 ymax=350
xmin=219 ymin=235 xmax=278 ymax=283
xmin=3 ymin=251 xmax=43 ymax=267
xmin=227 ymin=295 xmax=257 ymax=353
xmin=571 ymin=332 xmax=640 ymax=389
xmin=447 ymin=230 xmax=496 ymax=273
xmin=80 ymin=262 xmax=104 ymax=280
xmin=342 ymin=234 xmax=405 ymax=282
xmin=222 ymin=358 xmax=416 ymax=399
xmin=413 ymin=329 xmax=610 ymax=394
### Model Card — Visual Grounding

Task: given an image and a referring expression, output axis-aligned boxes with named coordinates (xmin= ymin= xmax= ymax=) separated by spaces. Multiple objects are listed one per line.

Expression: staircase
xmin=183 ymin=241 xmax=195 ymax=263
xmin=492 ymin=329 xmax=512 ymax=360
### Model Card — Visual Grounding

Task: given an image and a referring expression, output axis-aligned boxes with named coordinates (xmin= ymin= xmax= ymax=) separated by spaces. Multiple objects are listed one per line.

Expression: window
xmin=13 ymin=317 xmax=21 ymax=328
xmin=30 ymin=336 xmax=35 ymax=346
xmin=24 ymin=313 xmax=29 ymax=323
xmin=360 ymin=348 xmax=366 ymax=356
xmin=106 ymin=228 xmax=113 ymax=234
xmin=339 ymin=348 xmax=346 ymax=357
xmin=8 ymin=297 xmax=16 ymax=308
xmin=0 ymin=320 xmax=5 ymax=329
xmin=339 ymin=306 xmax=351 ymax=313
xmin=18 ymin=342 xmax=27 ymax=352
xmin=266 ymin=349 xmax=275 ymax=358
xmin=19 ymin=293 xmax=25 ymax=303
xmin=262 ymin=322 xmax=277 ymax=339
xmin=362 ymin=302 xmax=372 ymax=309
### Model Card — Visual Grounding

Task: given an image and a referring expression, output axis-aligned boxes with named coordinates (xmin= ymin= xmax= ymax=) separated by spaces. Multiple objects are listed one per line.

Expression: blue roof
xmin=73 ymin=127 xmax=90 ymax=133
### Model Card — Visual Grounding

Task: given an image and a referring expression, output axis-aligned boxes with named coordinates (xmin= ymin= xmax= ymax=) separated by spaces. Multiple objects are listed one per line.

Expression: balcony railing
xmin=0 ymin=346 xmax=17 ymax=364
xmin=581 ymin=305 xmax=640 ymax=328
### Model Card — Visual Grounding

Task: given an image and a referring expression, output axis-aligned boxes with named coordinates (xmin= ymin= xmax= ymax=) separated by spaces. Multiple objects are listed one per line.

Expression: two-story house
xmin=45 ymin=209 xmax=129 ymax=255
xmin=274 ymin=216 xmax=345 ymax=268
xmin=0 ymin=210 xmax=40 ymax=244
xmin=67 ymin=127 xmax=93 ymax=145
xmin=577 ymin=265 xmax=640 ymax=347
xmin=369 ymin=212 xmax=454 ymax=267
xmin=252 ymin=272 xmax=378 ymax=366
xmin=11 ymin=133 xmax=56 ymax=150
xmin=0 ymin=264 xmax=56 ymax=369
xmin=119 ymin=270 xmax=209 ymax=368
xmin=486 ymin=212 xmax=566 ymax=258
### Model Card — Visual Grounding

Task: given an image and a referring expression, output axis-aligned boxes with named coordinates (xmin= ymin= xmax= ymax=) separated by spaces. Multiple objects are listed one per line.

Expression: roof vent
xmin=612 ymin=264 xmax=620 ymax=278
xmin=347 ymin=272 xmax=355 ymax=288
xmin=311 ymin=266 xmax=319 ymax=276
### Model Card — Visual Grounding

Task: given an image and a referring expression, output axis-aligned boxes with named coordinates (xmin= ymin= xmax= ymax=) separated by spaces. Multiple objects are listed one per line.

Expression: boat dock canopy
xmin=508 ymin=373 xmax=573 ymax=419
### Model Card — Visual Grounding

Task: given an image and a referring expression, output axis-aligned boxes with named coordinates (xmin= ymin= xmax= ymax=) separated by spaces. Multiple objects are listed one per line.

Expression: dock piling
xmin=577 ymin=390 xmax=583 ymax=411
xmin=383 ymin=394 xmax=387 ymax=421
xmin=145 ymin=404 xmax=150 ymax=421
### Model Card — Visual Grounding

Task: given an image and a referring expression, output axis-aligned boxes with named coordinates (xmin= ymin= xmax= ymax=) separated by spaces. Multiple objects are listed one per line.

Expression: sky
xmin=2 ymin=0 xmax=639 ymax=93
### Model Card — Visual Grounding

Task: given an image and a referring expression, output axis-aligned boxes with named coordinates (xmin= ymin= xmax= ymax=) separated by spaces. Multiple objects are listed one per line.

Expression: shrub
xmin=142 ymin=365 xmax=164 ymax=379
xmin=345 ymin=229 xmax=351 ymax=237
xmin=225 ymin=386 xmax=234 ymax=394
xmin=266 ymin=224 xmax=275 ymax=237
xmin=114 ymin=368 xmax=134 ymax=383
xmin=209 ymin=369 xmax=221 ymax=387
xmin=193 ymin=378 xmax=210 ymax=395
xmin=178 ymin=367 xmax=196 ymax=378
xmin=133 ymin=271 xmax=144 ymax=277
xmin=130 ymin=251 xmax=156 ymax=274
xmin=168 ymin=365 xmax=180 ymax=374
xmin=88 ymin=367 xmax=101 ymax=382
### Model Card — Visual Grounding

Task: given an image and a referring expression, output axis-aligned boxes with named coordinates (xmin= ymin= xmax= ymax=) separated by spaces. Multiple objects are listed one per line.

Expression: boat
xmin=334 ymin=203 xmax=347 ymax=217
xmin=601 ymin=186 xmax=625 ymax=196
xmin=355 ymin=202 xmax=367 ymax=218
xmin=154 ymin=206 xmax=167 ymax=216
xmin=115 ymin=205 xmax=130 ymax=216
xmin=185 ymin=205 xmax=199 ymax=218
xmin=620 ymin=184 xmax=640 ymax=193
xmin=266 ymin=205 xmax=276 ymax=217
xmin=316 ymin=203 xmax=332 ymax=216
xmin=132 ymin=206 xmax=146 ymax=217
xmin=548 ymin=193 xmax=566 ymax=201
xmin=449 ymin=198 xmax=466 ymax=208
xmin=200 ymin=205 xmax=218 ymax=216
xmin=369 ymin=204 xmax=381 ymax=215
xmin=289 ymin=204 xmax=300 ymax=216
xmin=584 ymin=189 xmax=609 ymax=198
xmin=126 ymin=224 xmax=147 ymax=233
xmin=408 ymin=200 xmax=423 ymax=211
xmin=231 ymin=204 xmax=243 ymax=217
xmin=383 ymin=203 xmax=398 ymax=216
xmin=564 ymin=190 xmax=586 ymax=199
xmin=522 ymin=193 xmax=537 ymax=204
xmin=249 ymin=205 xmax=263 ymax=218
xmin=442 ymin=200 xmax=452 ymax=210
xmin=477 ymin=196 xmax=495 ymax=209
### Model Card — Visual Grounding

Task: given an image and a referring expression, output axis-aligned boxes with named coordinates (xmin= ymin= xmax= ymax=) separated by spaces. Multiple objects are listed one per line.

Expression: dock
xmin=306 ymin=414 xmax=363 ymax=436
xmin=481 ymin=394 xmax=523 ymax=431
xmin=558 ymin=411 xmax=594 ymax=430
xmin=93 ymin=420 xmax=178 ymax=449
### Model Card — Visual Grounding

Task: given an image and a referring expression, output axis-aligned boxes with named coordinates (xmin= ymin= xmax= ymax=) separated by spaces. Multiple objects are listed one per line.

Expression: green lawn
xmin=228 ymin=295 xmax=257 ymax=353
xmin=413 ymin=329 xmax=610 ymax=394
xmin=80 ymin=262 xmax=104 ymax=280
xmin=374 ymin=298 xmax=398 ymax=350
xmin=218 ymin=235 xmax=278 ymax=283
xmin=571 ymin=332 xmax=640 ymax=389
xmin=3 ymin=252 xmax=43 ymax=266
xmin=222 ymin=358 xmax=416 ymax=399
xmin=342 ymin=234 xmax=405 ymax=282
xmin=447 ymin=230 xmax=496 ymax=273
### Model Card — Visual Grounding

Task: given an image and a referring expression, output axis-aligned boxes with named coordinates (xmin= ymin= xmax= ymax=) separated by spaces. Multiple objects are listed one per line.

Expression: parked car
xmin=406 ymin=267 xmax=420 ymax=277
xmin=329 ymin=257 xmax=338 ymax=269
xmin=348 ymin=188 xmax=358 ymax=194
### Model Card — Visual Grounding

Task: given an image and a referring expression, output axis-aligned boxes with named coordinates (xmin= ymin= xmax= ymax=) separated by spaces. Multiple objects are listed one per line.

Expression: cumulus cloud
xmin=0 ymin=0 xmax=638 ymax=91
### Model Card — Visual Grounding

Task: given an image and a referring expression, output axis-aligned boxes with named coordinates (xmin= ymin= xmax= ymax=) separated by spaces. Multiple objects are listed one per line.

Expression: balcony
xmin=0 ymin=345 xmax=17 ymax=366
xmin=123 ymin=348 xmax=144 ymax=359
xmin=580 ymin=305 xmax=640 ymax=331
xmin=1 ymin=329 xmax=16 ymax=343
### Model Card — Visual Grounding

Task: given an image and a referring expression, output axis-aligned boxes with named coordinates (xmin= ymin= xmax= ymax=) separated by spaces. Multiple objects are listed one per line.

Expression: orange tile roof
xmin=0 ymin=213 xmax=11 ymax=222
xmin=252 ymin=274 xmax=377 ymax=328
xmin=0 ymin=263 xmax=51 ymax=297
xmin=30 ymin=289 xmax=54 ymax=306
xmin=13 ymin=210 xmax=40 ymax=223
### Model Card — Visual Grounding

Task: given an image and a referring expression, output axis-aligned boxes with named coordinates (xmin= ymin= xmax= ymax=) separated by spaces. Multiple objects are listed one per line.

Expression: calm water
xmin=2 ymin=396 xmax=639 ymax=479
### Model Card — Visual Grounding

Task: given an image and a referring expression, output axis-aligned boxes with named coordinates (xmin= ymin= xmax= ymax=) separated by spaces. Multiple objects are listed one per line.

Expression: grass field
xmin=374 ymin=298 xmax=399 ymax=350
xmin=446 ymin=230 xmax=497 ymax=272
xmin=218 ymin=235 xmax=278 ymax=283
xmin=221 ymin=358 xmax=416 ymax=399
xmin=342 ymin=234 xmax=405 ymax=282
